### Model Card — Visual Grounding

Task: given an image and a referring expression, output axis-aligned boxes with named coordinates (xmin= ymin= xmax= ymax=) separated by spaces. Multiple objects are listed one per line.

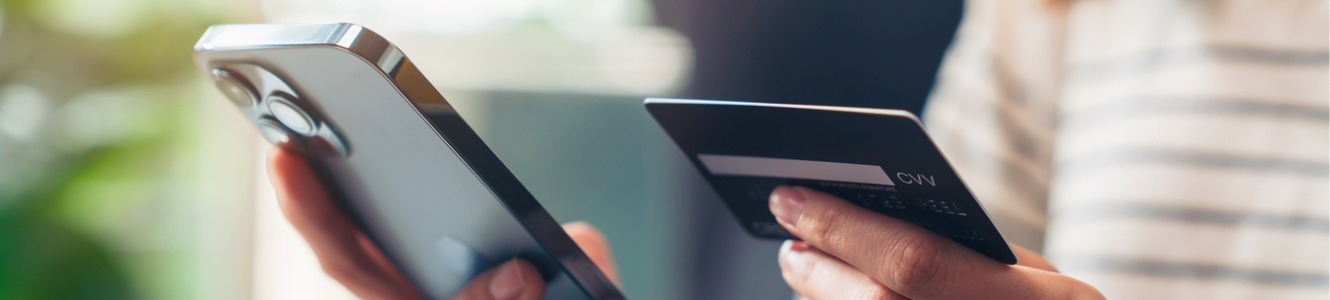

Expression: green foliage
xmin=0 ymin=0 xmax=241 ymax=299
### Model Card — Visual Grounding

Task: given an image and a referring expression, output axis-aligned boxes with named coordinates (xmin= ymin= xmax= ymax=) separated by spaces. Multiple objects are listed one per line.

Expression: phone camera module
xmin=210 ymin=68 xmax=259 ymax=107
xmin=266 ymin=94 xmax=318 ymax=136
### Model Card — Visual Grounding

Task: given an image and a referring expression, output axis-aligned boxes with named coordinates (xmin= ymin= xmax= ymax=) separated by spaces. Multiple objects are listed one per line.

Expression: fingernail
xmin=489 ymin=260 xmax=525 ymax=300
xmin=788 ymin=241 xmax=809 ymax=252
xmin=770 ymin=186 xmax=807 ymax=228
xmin=779 ymin=240 xmax=807 ymax=268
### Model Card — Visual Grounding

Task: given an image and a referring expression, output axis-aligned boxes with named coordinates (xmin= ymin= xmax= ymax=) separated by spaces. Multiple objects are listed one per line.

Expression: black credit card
xmin=645 ymin=98 xmax=1017 ymax=264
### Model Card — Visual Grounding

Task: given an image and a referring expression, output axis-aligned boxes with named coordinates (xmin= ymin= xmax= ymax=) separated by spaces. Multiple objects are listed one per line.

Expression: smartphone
xmin=646 ymin=98 xmax=1017 ymax=264
xmin=194 ymin=23 xmax=623 ymax=299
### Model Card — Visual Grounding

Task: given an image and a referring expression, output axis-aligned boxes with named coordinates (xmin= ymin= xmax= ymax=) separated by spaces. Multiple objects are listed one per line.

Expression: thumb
xmin=562 ymin=222 xmax=620 ymax=284
xmin=454 ymin=259 xmax=545 ymax=300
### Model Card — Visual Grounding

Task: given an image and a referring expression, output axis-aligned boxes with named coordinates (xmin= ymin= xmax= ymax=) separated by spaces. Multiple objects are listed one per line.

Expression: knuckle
xmin=883 ymin=234 xmax=947 ymax=297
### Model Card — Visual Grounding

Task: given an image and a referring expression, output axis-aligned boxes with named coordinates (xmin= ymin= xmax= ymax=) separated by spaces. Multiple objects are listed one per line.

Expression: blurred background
xmin=0 ymin=0 xmax=960 ymax=299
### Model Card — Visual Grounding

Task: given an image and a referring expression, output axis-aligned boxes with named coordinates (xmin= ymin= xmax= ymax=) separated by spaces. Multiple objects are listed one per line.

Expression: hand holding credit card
xmin=645 ymin=98 xmax=1017 ymax=264
xmin=645 ymin=98 xmax=1105 ymax=299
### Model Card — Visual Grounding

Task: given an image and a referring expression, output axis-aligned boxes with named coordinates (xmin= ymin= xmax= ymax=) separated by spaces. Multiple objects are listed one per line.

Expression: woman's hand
xmin=269 ymin=149 xmax=619 ymax=300
xmin=769 ymin=186 xmax=1103 ymax=299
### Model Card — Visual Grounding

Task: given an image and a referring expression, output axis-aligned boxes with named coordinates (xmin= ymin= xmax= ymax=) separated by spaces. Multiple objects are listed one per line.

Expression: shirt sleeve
xmin=921 ymin=0 xmax=1069 ymax=252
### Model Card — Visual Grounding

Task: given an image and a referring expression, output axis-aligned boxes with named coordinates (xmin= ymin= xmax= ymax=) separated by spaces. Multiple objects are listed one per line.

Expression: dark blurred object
xmin=651 ymin=1 xmax=963 ymax=299
xmin=656 ymin=0 xmax=962 ymax=112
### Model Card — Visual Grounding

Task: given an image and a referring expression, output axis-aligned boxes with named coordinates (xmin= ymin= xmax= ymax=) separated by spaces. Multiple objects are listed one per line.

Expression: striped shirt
xmin=923 ymin=0 xmax=1329 ymax=299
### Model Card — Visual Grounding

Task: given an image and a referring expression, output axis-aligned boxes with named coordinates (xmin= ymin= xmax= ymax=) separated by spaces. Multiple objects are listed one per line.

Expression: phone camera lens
xmin=256 ymin=119 xmax=293 ymax=145
xmin=210 ymin=68 xmax=258 ymax=107
xmin=266 ymin=94 xmax=317 ymax=136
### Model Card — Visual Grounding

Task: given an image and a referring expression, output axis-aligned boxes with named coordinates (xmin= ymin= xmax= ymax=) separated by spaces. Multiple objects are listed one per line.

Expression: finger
xmin=562 ymin=221 xmax=620 ymax=284
xmin=770 ymin=186 xmax=1095 ymax=299
xmin=778 ymin=241 xmax=905 ymax=300
xmin=269 ymin=149 xmax=418 ymax=299
xmin=453 ymin=259 xmax=546 ymax=300
xmin=1012 ymin=244 xmax=1057 ymax=272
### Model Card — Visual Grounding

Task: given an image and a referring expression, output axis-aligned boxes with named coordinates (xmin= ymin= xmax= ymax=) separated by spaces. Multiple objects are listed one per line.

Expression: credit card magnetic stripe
xmin=698 ymin=154 xmax=897 ymax=186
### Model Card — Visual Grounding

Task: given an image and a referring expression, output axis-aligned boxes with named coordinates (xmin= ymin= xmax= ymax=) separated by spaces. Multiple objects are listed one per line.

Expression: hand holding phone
xmin=268 ymin=149 xmax=619 ymax=300
xmin=195 ymin=23 xmax=622 ymax=299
